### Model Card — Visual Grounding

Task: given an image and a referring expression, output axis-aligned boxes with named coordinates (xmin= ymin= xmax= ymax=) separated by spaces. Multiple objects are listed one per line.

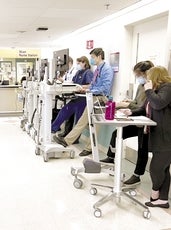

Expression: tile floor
xmin=0 ymin=116 xmax=171 ymax=230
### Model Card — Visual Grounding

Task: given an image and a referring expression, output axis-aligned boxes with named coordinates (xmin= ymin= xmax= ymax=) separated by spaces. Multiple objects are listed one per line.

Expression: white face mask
xmin=76 ymin=64 xmax=82 ymax=70
xmin=136 ymin=76 xmax=146 ymax=85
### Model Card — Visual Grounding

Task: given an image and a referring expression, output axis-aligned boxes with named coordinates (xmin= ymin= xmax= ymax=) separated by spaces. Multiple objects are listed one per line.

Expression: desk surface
xmin=93 ymin=115 xmax=157 ymax=127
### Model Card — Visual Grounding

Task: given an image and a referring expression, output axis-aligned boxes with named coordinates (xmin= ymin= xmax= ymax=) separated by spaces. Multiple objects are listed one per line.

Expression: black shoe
xmin=145 ymin=201 xmax=169 ymax=209
xmin=79 ymin=150 xmax=92 ymax=157
xmin=124 ymin=175 xmax=141 ymax=186
xmin=100 ymin=157 xmax=114 ymax=164
xmin=53 ymin=136 xmax=68 ymax=147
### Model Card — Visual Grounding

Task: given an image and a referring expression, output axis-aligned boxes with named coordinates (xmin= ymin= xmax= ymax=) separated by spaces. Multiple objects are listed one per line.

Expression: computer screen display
xmin=52 ymin=48 xmax=69 ymax=79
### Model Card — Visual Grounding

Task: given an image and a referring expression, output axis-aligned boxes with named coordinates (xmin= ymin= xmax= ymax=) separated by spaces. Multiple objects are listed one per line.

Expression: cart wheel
xmin=70 ymin=150 xmax=75 ymax=159
xmin=128 ymin=190 xmax=137 ymax=196
xmin=71 ymin=167 xmax=76 ymax=176
xmin=20 ymin=122 xmax=24 ymax=129
xmin=43 ymin=153 xmax=49 ymax=162
xmin=90 ymin=187 xmax=97 ymax=195
xmin=35 ymin=147 xmax=40 ymax=155
xmin=73 ymin=178 xmax=83 ymax=189
xmin=94 ymin=208 xmax=102 ymax=218
xmin=143 ymin=209 xmax=151 ymax=219
xmin=32 ymin=130 xmax=37 ymax=141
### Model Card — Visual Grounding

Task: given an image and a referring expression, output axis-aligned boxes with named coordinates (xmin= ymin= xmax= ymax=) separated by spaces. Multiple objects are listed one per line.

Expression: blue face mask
xmin=76 ymin=64 xmax=82 ymax=70
xmin=90 ymin=58 xmax=96 ymax=66
xmin=137 ymin=76 xmax=146 ymax=85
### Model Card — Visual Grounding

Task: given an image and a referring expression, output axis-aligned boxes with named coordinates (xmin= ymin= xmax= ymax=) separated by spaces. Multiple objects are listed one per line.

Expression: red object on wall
xmin=86 ymin=40 xmax=94 ymax=49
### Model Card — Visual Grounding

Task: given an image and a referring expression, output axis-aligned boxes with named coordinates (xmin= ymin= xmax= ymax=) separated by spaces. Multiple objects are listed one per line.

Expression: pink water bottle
xmin=105 ymin=96 xmax=115 ymax=120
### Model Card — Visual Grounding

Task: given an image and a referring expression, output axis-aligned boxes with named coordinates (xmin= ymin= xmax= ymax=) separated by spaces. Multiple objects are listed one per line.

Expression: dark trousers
xmin=150 ymin=151 xmax=171 ymax=200
xmin=107 ymin=126 xmax=149 ymax=176
xmin=51 ymin=97 xmax=86 ymax=132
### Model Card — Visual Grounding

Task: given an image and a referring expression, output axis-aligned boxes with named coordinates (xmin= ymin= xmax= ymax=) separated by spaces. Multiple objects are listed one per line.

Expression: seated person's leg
xmin=124 ymin=130 xmax=149 ymax=186
xmin=54 ymin=107 xmax=89 ymax=147
xmin=51 ymin=101 xmax=75 ymax=132
xmin=100 ymin=125 xmax=139 ymax=163
xmin=58 ymin=114 xmax=75 ymax=137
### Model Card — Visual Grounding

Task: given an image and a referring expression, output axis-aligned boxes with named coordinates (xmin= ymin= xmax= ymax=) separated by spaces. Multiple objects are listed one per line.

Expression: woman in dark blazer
xmin=125 ymin=66 xmax=171 ymax=208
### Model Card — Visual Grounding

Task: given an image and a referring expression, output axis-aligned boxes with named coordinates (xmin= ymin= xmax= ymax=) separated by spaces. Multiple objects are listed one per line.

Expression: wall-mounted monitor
xmin=52 ymin=48 xmax=69 ymax=79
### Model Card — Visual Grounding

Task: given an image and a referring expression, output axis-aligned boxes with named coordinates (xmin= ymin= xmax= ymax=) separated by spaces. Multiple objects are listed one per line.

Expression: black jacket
xmin=132 ymin=83 xmax=171 ymax=152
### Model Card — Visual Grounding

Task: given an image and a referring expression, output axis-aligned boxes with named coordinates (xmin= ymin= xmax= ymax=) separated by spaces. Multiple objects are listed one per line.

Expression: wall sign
xmin=86 ymin=40 xmax=94 ymax=49
xmin=110 ymin=52 xmax=120 ymax=72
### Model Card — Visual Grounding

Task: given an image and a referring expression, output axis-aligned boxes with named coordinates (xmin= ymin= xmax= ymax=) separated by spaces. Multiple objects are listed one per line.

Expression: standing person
xmin=125 ymin=66 xmax=171 ymax=208
xmin=53 ymin=48 xmax=114 ymax=151
xmin=51 ymin=56 xmax=93 ymax=133
xmin=100 ymin=61 xmax=154 ymax=186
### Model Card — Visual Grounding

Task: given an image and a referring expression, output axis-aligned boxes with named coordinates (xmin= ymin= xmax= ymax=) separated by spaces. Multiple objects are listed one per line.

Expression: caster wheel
xmin=70 ymin=150 xmax=75 ymax=159
xmin=90 ymin=187 xmax=97 ymax=195
xmin=71 ymin=167 xmax=76 ymax=176
xmin=143 ymin=209 xmax=151 ymax=219
xmin=32 ymin=131 xmax=37 ymax=141
xmin=73 ymin=178 xmax=83 ymax=189
xmin=128 ymin=190 xmax=137 ymax=196
xmin=43 ymin=154 xmax=49 ymax=162
xmin=35 ymin=148 xmax=40 ymax=155
xmin=94 ymin=208 xmax=102 ymax=218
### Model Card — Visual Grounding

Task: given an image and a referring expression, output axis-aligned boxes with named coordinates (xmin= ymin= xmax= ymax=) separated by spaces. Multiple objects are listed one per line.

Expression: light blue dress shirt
xmin=89 ymin=62 xmax=114 ymax=96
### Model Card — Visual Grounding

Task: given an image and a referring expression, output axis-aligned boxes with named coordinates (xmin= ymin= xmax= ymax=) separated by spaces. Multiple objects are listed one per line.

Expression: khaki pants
xmin=64 ymin=95 xmax=107 ymax=148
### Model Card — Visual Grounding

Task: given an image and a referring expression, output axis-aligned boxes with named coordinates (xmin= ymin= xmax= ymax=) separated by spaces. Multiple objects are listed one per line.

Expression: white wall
xmin=41 ymin=0 xmax=171 ymax=102
xmin=40 ymin=0 xmax=171 ymax=150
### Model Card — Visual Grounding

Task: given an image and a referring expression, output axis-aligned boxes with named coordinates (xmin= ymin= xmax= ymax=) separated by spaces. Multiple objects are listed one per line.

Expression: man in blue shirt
xmin=53 ymin=48 xmax=114 ymax=156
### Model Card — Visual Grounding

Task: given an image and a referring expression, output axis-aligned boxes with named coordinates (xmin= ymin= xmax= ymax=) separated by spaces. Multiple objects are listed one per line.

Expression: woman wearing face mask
xmin=51 ymin=56 xmax=93 ymax=133
xmin=100 ymin=61 xmax=155 ymax=187
xmin=124 ymin=66 xmax=171 ymax=208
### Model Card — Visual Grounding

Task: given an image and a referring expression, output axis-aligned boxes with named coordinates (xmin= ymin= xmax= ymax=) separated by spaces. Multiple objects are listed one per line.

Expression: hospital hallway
xmin=0 ymin=116 xmax=171 ymax=230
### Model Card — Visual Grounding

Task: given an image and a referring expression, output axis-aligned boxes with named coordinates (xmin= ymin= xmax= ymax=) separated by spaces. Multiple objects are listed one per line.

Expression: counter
xmin=0 ymin=85 xmax=23 ymax=115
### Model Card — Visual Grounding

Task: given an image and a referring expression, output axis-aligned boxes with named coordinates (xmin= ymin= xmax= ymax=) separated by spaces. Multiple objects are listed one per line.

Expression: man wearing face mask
xmin=53 ymin=48 xmax=114 ymax=154
xmin=100 ymin=60 xmax=154 ymax=186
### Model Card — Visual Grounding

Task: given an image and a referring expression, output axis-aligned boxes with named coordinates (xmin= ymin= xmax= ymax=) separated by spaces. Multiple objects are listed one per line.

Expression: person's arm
xmin=145 ymin=82 xmax=171 ymax=110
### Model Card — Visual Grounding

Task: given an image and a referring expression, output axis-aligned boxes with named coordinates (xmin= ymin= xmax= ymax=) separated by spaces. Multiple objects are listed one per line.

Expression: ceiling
xmin=0 ymin=0 xmax=141 ymax=48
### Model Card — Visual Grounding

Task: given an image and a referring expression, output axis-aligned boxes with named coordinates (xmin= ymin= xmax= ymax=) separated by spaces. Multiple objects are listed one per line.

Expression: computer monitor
xmin=52 ymin=48 xmax=69 ymax=79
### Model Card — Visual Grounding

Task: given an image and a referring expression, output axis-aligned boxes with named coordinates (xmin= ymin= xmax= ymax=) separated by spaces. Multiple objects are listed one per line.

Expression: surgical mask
xmin=136 ymin=76 xmax=146 ymax=85
xmin=76 ymin=64 xmax=82 ymax=70
xmin=90 ymin=58 xmax=96 ymax=66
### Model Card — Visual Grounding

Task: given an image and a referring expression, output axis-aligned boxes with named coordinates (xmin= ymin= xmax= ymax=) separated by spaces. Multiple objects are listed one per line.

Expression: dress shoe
xmin=124 ymin=175 xmax=141 ymax=186
xmin=53 ymin=136 xmax=68 ymax=147
xmin=100 ymin=157 xmax=114 ymax=164
xmin=79 ymin=150 xmax=92 ymax=157
xmin=145 ymin=201 xmax=169 ymax=209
